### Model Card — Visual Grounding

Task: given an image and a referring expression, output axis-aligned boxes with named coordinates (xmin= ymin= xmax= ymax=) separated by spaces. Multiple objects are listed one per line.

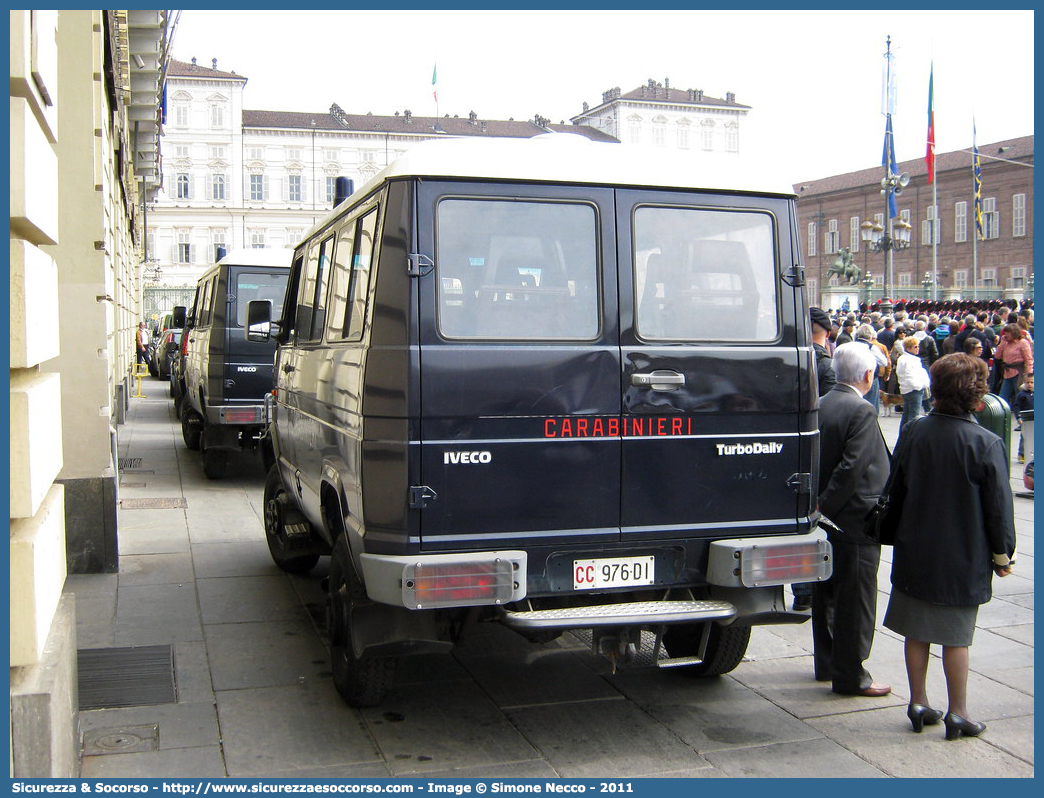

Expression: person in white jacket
xmin=896 ymin=335 xmax=931 ymax=438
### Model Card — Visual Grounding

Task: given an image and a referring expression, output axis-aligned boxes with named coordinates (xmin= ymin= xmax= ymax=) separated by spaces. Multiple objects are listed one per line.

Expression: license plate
xmin=573 ymin=556 xmax=655 ymax=590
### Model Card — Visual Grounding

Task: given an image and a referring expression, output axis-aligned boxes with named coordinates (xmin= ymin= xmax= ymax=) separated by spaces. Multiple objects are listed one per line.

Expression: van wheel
xmin=327 ymin=534 xmax=396 ymax=707
xmin=181 ymin=409 xmax=202 ymax=451
xmin=664 ymin=622 xmax=750 ymax=677
xmin=263 ymin=465 xmax=320 ymax=574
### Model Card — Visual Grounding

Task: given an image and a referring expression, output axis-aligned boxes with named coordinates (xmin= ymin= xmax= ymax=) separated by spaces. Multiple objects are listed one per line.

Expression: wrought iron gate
xmin=143 ymin=286 xmax=195 ymax=325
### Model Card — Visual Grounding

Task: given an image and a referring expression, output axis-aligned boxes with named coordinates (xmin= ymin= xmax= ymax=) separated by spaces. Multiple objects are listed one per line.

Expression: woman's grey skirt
xmin=883 ymin=588 xmax=978 ymax=647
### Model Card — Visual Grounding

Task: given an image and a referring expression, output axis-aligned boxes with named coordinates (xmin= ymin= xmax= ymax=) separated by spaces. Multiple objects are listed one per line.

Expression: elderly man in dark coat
xmin=812 ymin=342 xmax=892 ymax=696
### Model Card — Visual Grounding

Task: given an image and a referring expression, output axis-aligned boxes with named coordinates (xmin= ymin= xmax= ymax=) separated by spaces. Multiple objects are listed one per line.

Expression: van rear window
xmin=234 ymin=271 xmax=288 ymax=328
xmin=634 ymin=207 xmax=779 ymax=342
xmin=436 ymin=199 xmax=599 ymax=340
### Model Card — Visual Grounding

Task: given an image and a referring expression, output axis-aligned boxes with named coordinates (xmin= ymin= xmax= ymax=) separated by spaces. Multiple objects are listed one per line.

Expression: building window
xmin=360 ymin=150 xmax=375 ymax=163
xmin=1012 ymin=193 xmax=1026 ymax=238
xmin=174 ymin=103 xmax=189 ymax=127
xmin=652 ymin=117 xmax=666 ymax=147
xmin=982 ymin=268 xmax=996 ymax=287
xmin=175 ymin=144 xmax=190 ymax=159
xmin=982 ymin=197 xmax=1000 ymax=240
xmin=287 ymin=228 xmax=305 ymax=245
xmin=285 ymin=147 xmax=301 ymax=163
xmin=176 ymin=229 xmax=192 ymax=264
xmin=249 ymin=230 xmax=266 ymax=249
xmin=725 ymin=123 xmax=739 ymax=152
xmin=676 ymin=122 xmax=689 ymax=149
xmin=210 ymin=145 xmax=226 ymax=161
xmin=955 ymin=201 xmax=968 ymax=243
xmin=807 ymin=222 xmax=817 ymax=257
xmin=323 ymin=148 xmax=339 ymax=163
xmin=287 ymin=174 xmax=303 ymax=203
xmin=176 ymin=173 xmax=191 ymax=200
xmin=849 ymin=217 xmax=860 ymax=253
xmin=1011 ymin=266 xmax=1026 ymax=288
xmin=325 ymin=176 xmax=337 ymax=204
xmin=211 ymin=229 xmax=226 ymax=262
xmin=825 ymin=219 xmax=839 ymax=254
xmin=898 ymin=272 xmax=911 ymax=287
xmin=701 ymin=121 xmax=714 ymax=150
xmin=922 ymin=204 xmax=939 ymax=245
xmin=954 ymin=270 xmax=968 ymax=288
xmin=210 ymin=102 xmax=225 ymax=129
xmin=210 ymin=173 xmax=226 ymax=201
xmin=250 ymin=174 xmax=267 ymax=202
xmin=628 ymin=119 xmax=641 ymax=145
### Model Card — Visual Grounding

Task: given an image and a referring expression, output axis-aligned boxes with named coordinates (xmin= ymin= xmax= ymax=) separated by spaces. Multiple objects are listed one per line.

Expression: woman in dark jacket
xmin=881 ymin=353 xmax=1016 ymax=740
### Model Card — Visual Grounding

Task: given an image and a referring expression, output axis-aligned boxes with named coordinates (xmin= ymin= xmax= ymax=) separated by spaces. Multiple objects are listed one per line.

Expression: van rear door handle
xmin=631 ymin=371 xmax=685 ymax=390
xmin=282 ymin=363 xmax=296 ymax=374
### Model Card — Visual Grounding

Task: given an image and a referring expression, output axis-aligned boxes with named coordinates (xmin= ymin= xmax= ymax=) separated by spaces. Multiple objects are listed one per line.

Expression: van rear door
xmin=223 ymin=265 xmax=289 ymax=406
xmin=616 ymin=190 xmax=810 ymax=542
xmin=416 ymin=182 xmax=620 ymax=551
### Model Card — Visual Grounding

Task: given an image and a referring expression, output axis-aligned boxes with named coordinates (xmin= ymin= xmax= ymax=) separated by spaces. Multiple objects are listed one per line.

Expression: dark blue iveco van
xmin=247 ymin=136 xmax=831 ymax=706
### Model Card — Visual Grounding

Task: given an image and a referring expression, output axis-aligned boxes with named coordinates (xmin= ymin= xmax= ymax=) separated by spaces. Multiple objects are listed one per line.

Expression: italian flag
xmin=432 ymin=64 xmax=438 ymax=102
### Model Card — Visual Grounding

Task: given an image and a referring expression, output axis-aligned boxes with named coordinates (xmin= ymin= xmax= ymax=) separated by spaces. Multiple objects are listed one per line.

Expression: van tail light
xmin=740 ymin=541 xmax=830 ymax=586
xmin=165 ymin=332 xmax=175 ymax=344
xmin=403 ymin=560 xmax=516 ymax=608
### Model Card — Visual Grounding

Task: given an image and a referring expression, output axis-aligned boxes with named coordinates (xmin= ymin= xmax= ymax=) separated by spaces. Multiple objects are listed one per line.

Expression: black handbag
xmin=864 ymin=418 xmax=920 ymax=545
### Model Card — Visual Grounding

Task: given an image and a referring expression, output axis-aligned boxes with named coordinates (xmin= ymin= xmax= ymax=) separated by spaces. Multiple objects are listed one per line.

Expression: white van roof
xmin=356 ymin=134 xmax=795 ymax=199
xmin=216 ymin=248 xmax=295 ymax=268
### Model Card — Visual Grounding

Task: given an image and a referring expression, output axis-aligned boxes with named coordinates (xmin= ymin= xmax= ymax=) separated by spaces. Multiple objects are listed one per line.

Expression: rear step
xmin=500 ymin=599 xmax=736 ymax=630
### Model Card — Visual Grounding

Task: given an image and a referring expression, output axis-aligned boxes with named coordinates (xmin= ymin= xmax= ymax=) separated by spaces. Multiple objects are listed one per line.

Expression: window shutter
xmin=264 ymin=176 xmax=270 ymax=202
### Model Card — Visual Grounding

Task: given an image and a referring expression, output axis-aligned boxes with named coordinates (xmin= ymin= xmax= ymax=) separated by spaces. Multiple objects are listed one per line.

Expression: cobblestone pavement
xmin=66 ymin=378 xmax=1034 ymax=778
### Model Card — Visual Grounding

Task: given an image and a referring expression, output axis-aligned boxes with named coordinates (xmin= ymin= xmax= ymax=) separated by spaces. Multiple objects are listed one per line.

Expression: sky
xmin=168 ymin=8 xmax=1034 ymax=184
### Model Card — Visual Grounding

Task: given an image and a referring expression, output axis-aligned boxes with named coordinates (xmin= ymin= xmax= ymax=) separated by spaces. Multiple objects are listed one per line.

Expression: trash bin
xmin=975 ymin=393 xmax=1012 ymax=475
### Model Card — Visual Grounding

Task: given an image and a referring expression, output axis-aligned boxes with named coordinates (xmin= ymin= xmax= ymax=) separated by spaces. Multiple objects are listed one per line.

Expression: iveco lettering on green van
xmin=247 ymin=136 xmax=831 ymax=707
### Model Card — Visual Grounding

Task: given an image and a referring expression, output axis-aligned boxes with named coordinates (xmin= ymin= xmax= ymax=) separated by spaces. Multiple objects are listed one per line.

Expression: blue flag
xmin=973 ymin=120 xmax=984 ymax=240
xmin=882 ymin=117 xmax=899 ymax=218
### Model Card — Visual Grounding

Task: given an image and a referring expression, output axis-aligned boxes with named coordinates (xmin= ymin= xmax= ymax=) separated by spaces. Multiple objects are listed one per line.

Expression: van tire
xmin=263 ymin=465 xmax=320 ymax=574
xmin=202 ymin=447 xmax=227 ymax=479
xmin=664 ymin=622 xmax=750 ymax=677
xmin=327 ymin=534 xmax=396 ymax=707
xmin=181 ymin=409 xmax=202 ymax=451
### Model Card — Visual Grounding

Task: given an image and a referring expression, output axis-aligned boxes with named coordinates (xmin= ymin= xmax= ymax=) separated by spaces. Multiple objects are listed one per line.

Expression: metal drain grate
xmin=118 ymin=458 xmax=143 ymax=470
xmin=78 ymin=645 xmax=177 ymax=710
xmin=82 ymin=724 xmax=159 ymax=756
xmin=118 ymin=497 xmax=187 ymax=509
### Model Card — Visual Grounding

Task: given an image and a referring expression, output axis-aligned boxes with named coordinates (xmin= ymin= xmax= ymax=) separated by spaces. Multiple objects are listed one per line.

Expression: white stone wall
xmin=9 ymin=8 xmax=66 ymax=669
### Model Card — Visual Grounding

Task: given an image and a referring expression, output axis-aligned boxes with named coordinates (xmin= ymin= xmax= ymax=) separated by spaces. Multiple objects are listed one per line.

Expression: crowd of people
xmin=804 ymin=300 xmax=1027 ymax=742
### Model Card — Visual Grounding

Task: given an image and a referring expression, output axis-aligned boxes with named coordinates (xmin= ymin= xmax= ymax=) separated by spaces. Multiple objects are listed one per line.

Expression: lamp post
xmin=922 ymin=271 xmax=933 ymax=301
xmin=863 ymin=270 xmax=874 ymax=307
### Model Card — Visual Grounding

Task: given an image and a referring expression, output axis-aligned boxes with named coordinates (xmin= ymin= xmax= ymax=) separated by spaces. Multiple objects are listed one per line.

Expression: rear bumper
xmin=359 ymin=528 xmax=832 ymax=628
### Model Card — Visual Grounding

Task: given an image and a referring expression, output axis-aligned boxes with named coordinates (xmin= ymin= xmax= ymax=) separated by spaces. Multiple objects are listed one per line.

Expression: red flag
xmin=925 ymin=64 xmax=936 ymax=183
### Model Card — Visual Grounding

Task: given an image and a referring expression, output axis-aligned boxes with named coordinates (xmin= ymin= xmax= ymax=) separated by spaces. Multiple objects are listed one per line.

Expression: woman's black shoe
xmin=944 ymin=712 xmax=986 ymax=740
xmin=907 ymin=703 xmax=943 ymax=733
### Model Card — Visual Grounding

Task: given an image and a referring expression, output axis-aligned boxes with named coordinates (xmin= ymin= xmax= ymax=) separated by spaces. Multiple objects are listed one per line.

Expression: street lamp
xmin=863 ymin=270 xmax=874 ymax=305
xmin=861 ymin=214 xmax=911 ymax=308
xmin=922 ymin=271 xmax=933 ymax=300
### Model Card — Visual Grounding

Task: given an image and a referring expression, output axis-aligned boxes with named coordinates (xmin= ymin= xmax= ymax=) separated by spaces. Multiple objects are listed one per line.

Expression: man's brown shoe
xmin=833 ymin=682 xmax=891 ymax=697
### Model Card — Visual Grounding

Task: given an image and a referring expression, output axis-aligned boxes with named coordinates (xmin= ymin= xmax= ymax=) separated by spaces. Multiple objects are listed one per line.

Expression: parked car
xmin=247 ymin=137 xmax=832 ymax=707
xmin=153 ymin=327 xmax=182 ymax=379
xmin=172 ymin=247 xmax=293 ymax=479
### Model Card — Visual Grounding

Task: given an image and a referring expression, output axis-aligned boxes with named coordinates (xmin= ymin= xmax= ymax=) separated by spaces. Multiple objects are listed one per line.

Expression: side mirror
xmin=172 ymin=305 xmax=187 ymax=329
xmin=247 ymin=299 xmax=280 ymax=342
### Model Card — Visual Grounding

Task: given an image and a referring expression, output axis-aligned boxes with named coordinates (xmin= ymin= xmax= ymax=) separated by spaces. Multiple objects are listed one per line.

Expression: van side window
xmin=197 ymin=277 xmax=214 ymax=328
xmin=295 ymin=241 xmax=322 ymax=341
xmin=327 ymin=206 xmax=378 ymax=342
xmin=310 ymin=234 xmax=335 ymax=339
xmin=633 ymin=207 xmax=779 ymax=342
xmin=326 ymin=221 xmax=356 ymax=340
xmin=435 ymin=199 xmax=599 ymax=340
